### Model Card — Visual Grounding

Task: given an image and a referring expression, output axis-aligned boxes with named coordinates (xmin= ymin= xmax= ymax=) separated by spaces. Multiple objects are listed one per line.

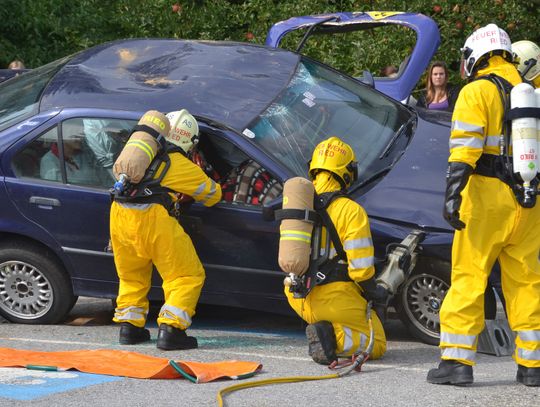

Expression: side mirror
xmin=262 ymin=196 xmax=282 ymax=222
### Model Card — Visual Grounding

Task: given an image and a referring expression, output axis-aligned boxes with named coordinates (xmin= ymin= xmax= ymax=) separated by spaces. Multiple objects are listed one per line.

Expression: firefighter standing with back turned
xmin=283 ymin=137 xmax=387 ymax=365
xmin=110 ymin=109 xmax=221 ymax=350
xmin=427 ymin=24 xmax=540 ymax=386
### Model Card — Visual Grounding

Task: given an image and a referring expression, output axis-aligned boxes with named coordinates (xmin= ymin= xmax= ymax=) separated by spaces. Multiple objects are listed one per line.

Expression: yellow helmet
xmin=512 ymin=40 xmax=540 ymax=82
xmin=309 ymin=136 xmax=358 ymax=188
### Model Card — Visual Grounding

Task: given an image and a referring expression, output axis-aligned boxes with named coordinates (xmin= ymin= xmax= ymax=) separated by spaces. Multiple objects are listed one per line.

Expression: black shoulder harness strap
xmin=474 ymin=74 xmax=539 ymax=208
xmin=112 ymin=143 xmax=185 ymax=211
xmin=314 ymin=191 xmax=350 ymax=262
xmin=475 ymin=74 xmax=513 ymax=141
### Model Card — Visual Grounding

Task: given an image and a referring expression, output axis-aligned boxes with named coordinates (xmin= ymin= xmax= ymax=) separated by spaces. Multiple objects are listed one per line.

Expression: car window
xmin=246 ymin=58 xmax=413 ymax=182
xmin=0 ymin=56 xmax=69 ymax=132
xmin=278 ymin=24 xmax=416 ymax=79
xmin=12 ymin=117 xmax=134 ymax=189
xmin=196 ymin=131 xmax=282 ymax=206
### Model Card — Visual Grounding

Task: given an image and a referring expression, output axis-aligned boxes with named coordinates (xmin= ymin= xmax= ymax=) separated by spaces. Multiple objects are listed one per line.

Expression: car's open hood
xmin=265 ymin=11 xmax=440 ymax=102
xmin=357 ymin=111 xmax=452 ymax=232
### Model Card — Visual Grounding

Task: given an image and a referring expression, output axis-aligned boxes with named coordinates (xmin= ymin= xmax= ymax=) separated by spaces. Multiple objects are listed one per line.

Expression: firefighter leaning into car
xmin=110 ymin=109 xmax=221 ymax=350
xmin=427 ymin=24 xmax=540 ymax=387
xmin=283 ymin=137 xmax=386 ymax=365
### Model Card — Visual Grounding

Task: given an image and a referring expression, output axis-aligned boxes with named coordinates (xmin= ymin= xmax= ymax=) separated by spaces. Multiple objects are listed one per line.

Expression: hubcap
xmin=401 ymin=273 xmax=449 ymax=340
xmin=0 ymin=260 xmax=53 ymax=320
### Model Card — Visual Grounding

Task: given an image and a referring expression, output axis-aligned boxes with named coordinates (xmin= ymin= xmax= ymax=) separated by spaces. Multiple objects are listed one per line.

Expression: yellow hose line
xmin=217 ymin=373 xmax=340 ymax=407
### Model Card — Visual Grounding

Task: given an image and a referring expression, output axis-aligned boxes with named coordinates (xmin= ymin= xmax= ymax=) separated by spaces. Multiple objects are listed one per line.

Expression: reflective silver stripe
xmin=339 ymin=328 xmax=367 ymax=356
xmin=117 ymin=202 xmax=153 ymax=210
xmin=449 ymin=137 xmax=484 ymax=150
xmin=440 ymin=332 xmax=477 ymax=347
xmin=114 ymin=306 xmax=147 ymax=321
xmin=200 ymin=180 xmax=219 ymax=204
xmin=159 ymin=304 xmax=192 ymax=326
xmin=344 ymin=237 xmax=373 ymax=250
xmin=517 ymin=348 xmax=540 ymax=361
xmin=191 ymin=181 xmax=207 ymax=199
xmin=484 ymin=135 xmax=500 ymax=147
xmin=451 ymin=120 xmax=484 ymax=134
xmin=349 ymin=256 xmax=374 ymax=269
xmin=441 ymin=347 xmax=476 ymax=362
xmin=194 ymin=179 xmax=219 ymax=205
xmin=353 ymin=334 xmax=367 ymax=354
xmin=342 ymin=326 xmax=353 ymax=353
xmin=518 ymin=330 xmax=540 ymax=342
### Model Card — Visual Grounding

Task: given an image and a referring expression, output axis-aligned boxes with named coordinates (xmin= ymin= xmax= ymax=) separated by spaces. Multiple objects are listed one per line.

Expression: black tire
xmin=396 ymin=258 xmax=451 ymax=346
xmin=0 ymin=243 xmax=75 ymax=324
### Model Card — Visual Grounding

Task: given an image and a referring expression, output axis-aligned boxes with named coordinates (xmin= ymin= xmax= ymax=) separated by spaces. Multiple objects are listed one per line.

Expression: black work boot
xmin=119 ymin=322 xmax=150 ymax=345
xmin=427 ymin=360 xmax=473 ymax=385
xmin=517 ymin=365 xmax=540 ymax=386
xmin=156 ymin=324 xmax=198 ymax=350
xmin=305 ymin=321 xmax=337 ymax=365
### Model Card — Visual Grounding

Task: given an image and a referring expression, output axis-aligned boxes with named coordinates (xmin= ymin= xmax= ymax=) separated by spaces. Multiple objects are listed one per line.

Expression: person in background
xmin=380 ymin=65 xmax=398 ymax=78
xmin=40 ymin=121 xmax=107 ymax=186
xmin=8 ymin=60 xmax=25 ymax=69
xmin=416 ymin=61 xmax=460 ymax=111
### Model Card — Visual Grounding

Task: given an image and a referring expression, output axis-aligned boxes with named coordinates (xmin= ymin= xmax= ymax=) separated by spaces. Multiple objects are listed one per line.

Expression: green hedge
xmin=2 ymin=0 xmax=539 ymax=88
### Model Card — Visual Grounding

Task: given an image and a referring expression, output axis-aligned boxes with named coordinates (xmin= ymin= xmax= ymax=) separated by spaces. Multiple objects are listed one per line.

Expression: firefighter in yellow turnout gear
xmin=284 ymin=137 xmax=386 ymax=365
xmin=512 ymin=40 xmax=540 ymax=88
xmin=427 ymin=24 xmax=540 ymax=387
xmin=110 ymin=109 xmax=221 ymax=350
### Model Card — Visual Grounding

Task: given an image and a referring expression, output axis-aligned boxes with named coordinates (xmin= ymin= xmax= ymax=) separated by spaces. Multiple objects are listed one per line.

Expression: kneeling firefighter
xmin=279 ymin=136 xmax=387 ymax=365
xmin=110 ymin=109 xmax=222 ymax=350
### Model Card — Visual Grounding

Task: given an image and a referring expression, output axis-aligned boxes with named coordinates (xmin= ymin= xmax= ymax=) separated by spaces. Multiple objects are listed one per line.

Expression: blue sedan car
xmin=0 ymin=13 xmax=497 ymax=345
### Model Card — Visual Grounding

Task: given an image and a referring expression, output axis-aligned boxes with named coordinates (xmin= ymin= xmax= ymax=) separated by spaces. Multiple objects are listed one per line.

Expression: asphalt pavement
xmin=0 ymin=298 xmax=538 ymax=407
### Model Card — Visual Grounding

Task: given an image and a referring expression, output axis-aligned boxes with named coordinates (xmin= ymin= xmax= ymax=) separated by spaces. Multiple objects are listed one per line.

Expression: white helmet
xmin=512 ymin=40 xmax=540 ymax=82
xmin=165 ymin=109 xmax=199 ymax=153
xmin=460 ymin=23 xmax=513 ymax=78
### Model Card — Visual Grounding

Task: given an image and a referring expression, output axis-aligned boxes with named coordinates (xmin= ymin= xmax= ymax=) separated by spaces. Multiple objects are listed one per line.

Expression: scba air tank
xmin=278 ymin=177 xmax=315 ymax=277
xmin=511 ymin=83 xmax=538 ymax=190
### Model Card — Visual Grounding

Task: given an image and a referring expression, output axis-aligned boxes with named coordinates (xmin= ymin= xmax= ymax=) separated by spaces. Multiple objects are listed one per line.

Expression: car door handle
xmin=29 ymin=196 xmax=61 ymax=207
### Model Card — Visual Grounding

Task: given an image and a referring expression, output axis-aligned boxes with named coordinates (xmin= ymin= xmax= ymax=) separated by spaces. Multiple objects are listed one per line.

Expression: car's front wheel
xmin=396 ymin=259 xmax=450 ymax=345
xmin=0 ymin=243 xmax=76 ymax=324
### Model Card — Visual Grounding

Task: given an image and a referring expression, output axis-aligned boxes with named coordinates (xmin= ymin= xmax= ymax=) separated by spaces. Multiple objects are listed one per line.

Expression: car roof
xmin=40 ymin=39 xmax=300 ymax=132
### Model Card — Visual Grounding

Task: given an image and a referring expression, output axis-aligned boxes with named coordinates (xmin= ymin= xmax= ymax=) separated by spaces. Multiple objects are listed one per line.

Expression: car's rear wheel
xmin=0 ymin=243 xmax=76 ymax=324
xmin=396 ymin=259 xmax=450 ymax=345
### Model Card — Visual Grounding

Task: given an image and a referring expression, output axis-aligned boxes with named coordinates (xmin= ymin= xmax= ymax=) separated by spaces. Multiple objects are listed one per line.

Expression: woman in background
xmin=417 ymin=61 xmax=460 ymax=111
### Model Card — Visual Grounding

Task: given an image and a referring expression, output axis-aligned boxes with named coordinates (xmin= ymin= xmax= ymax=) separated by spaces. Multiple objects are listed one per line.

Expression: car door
xmin=4 ymin=116 xmax=134 ymax=294
xmin=179 ymin=130 xmax=290 ymax=312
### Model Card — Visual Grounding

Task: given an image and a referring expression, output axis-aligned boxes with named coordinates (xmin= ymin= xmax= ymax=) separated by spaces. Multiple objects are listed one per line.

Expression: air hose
xmin=216 ymin=302 xmax=375 ymax=407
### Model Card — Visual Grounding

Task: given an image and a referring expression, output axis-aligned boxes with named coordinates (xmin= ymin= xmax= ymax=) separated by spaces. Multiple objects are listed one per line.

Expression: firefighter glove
xmin=443 ymin=162 xmax=473 ymax=230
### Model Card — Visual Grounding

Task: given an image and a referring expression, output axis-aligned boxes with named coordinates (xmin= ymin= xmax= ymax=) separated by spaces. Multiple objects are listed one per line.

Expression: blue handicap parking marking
xmin=0 ymin=367 xmax=122 ymax=401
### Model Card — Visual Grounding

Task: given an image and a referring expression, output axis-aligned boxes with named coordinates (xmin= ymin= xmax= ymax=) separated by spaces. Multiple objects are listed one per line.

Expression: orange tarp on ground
xmin=0 ymin=347 xmax=262 ymax=383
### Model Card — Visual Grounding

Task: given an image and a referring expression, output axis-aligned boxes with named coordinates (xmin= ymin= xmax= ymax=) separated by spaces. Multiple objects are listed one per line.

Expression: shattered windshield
xmin=245 ymin=58 xmax=413 ymax=184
